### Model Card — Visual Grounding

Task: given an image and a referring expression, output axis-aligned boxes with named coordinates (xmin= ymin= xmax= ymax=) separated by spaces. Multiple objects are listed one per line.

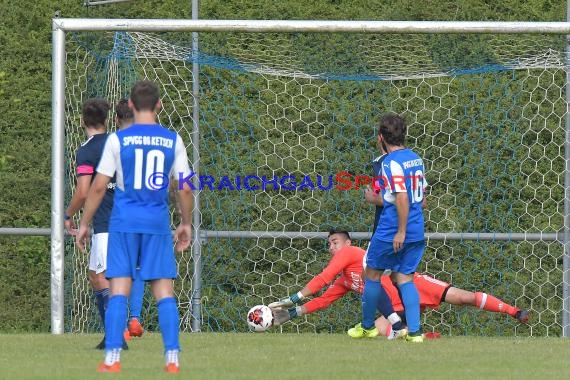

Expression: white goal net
xmin=59 ymin=24 xmax=569 ymax=337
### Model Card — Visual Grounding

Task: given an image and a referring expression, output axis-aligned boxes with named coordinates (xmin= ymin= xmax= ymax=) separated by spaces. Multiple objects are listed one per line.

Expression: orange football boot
xmin=96 ymin=361 xmax=121 ymax=373
xmin=164 ymin=363 xmax=180 ymax=374
xmin=128 ymin=318 xmax=144 ymax=337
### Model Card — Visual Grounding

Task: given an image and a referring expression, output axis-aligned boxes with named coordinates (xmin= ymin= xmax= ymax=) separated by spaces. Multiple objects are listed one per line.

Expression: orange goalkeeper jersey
xmin=303 ymin=246 xmax=365 ymax=314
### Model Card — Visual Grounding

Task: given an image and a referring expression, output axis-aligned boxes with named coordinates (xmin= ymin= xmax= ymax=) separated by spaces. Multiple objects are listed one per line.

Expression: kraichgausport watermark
xmin=143 ymin=171 xmax=423 ymax=191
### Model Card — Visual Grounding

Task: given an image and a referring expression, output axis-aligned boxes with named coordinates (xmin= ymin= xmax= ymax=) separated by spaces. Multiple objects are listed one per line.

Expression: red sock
xmin=474 ymin=292 xmax=518 ymax=316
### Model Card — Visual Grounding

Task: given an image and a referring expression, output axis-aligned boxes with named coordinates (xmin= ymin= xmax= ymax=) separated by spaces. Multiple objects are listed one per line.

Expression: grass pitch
xmin=1 ymin=333 xmax=569 ymax=379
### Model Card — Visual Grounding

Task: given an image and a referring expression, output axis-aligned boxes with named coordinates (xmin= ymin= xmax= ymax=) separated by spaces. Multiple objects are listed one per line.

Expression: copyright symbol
xmin=147 ymin=172 xmax=169 ymax=190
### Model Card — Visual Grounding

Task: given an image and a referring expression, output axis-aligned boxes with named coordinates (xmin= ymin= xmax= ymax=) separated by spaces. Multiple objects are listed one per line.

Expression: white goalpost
xmin=52 ymin=19 xmax=570 ymax=337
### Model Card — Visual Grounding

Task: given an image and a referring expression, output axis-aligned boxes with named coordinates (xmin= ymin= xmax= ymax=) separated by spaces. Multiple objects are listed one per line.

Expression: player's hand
xmin=393 ymin=231 xmax=405 ymax=252
xmin=268 ymin=297 xmax=295 ymax=309
xmin=75 ymin=224 xmax=91 ymax=252
xmin=364 ymin=185 xmax=383 ymax=206
xmin=174 ymin=223 xmax=192 ymax=252
xmin=271 ymin=308 xmax=292 ymax=326
xmin=363 ymin=185 xmax=376 ymax=203
xmin=64 ymin=219 xmax=77 ymax=236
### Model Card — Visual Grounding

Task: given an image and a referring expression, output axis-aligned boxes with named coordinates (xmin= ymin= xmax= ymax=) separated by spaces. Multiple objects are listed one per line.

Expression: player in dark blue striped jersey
xmin=63 ymin=98 xmax=128 ymax=350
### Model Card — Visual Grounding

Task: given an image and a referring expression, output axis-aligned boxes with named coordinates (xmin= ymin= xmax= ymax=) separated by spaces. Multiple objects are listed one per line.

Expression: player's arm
xmin=64 ymin=175 xmax=92 ymax=233
xmin=272 ymin=277 xmax=350 ymax=326
xmin=64 ymin=149 xmax=96 ymax=233
xmin=171 ymin=179 xmax=192 ymax=252
xmin=302 ymin=276 xmax=350 ymax=314
xmin=269 ymin=248 xmax=349 ymax=309
xmin=75 ymin=173 xmax=111 ymax=251
xmin=393 ymin=192 xmax=409 ymax=250
xmin=66 ymin=176 xmax=92 ymax=216
xmin=171 ymin=135 xmax=193 ymax=252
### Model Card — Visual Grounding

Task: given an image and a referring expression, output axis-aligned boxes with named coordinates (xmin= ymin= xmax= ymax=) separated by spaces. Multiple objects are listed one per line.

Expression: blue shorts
xmin=366 ymin=238 xmax=425 ymax=274
xmin=107 ymin=232 xmax=177 ymax=281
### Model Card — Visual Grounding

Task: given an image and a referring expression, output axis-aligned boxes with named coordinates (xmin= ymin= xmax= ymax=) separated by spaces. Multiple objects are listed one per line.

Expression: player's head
xmin=129 ymin=80 xmax=161 ymax=112
xmin=81 ymin=98 xmax=109 ymax=130
xmin=327 ymin=229 xmax=351 ymax=255
xmin=378 ymin=113 xmax=406 ymax=148
xmin=115 ymin=98 xmax=134 ymax=129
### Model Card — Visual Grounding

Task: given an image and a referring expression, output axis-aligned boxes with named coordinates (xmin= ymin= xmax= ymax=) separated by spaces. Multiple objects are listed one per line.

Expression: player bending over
xmin=269 ymin=230 xmax=529 ymax=337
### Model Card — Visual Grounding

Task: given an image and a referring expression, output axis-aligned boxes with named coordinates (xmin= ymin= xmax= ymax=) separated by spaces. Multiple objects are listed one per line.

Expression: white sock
xmin=104 ymin=348 xmax=121 ymax=365
xmin=165 ymin=349 xmax=179 ymax=366
xmin=387 ymin=312 xmax=402 ymax=326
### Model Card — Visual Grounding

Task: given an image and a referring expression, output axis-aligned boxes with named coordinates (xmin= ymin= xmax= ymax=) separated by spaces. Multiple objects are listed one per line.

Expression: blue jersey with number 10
xmin=97 ymin=123 xmax=191 ymax=234
xmin=376 ymin=148 xmax=427 ymax=243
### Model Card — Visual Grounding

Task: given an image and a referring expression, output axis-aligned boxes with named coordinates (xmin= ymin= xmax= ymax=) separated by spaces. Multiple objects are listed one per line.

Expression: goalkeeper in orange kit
xmin=270 ymin=230 xmax=407 ymax=339
xmin=268 ymin=230 xmax=529 ymax=337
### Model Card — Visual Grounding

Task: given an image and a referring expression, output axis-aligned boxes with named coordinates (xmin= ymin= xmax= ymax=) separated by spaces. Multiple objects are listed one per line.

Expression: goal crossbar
xmin=53 ymin=18 xmax=570 ymax=34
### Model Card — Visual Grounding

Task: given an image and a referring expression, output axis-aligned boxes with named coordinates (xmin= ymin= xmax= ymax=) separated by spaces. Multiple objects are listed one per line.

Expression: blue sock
xmin=105 ymin=295 xmax=128 ymax=349
xmin=361 ymin=279 xmax=383 ymax=329
xmin=157 ymin=297 xmax=180 ymax=351
xmin=376 ymin=287 xmax=403 ymax=331
xmin=94 ymin=288 xmax=110 ymax=327
xmin=129 ymin=275 xmax=145 ymax=321
xmin=398 ymin=281 xmax=421 ymax=334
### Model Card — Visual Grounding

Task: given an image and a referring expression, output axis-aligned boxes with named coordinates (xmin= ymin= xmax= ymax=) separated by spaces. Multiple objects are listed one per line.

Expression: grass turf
xmin=1 ymin=333 xmax=569 ymax=379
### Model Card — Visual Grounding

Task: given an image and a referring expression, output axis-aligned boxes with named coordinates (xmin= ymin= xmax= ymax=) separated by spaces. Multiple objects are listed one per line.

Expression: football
xmin=247 ymin=304 xmax=273 ymax=332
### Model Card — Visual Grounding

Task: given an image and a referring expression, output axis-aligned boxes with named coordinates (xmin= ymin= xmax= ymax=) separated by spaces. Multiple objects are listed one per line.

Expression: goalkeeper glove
xmin=272 ymin=306 xmax=303 ymax=326
xmin=268 ymin=292 xmax=304 ymax=309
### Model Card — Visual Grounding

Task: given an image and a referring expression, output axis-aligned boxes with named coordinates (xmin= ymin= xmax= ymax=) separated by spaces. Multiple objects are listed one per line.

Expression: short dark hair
xmin=82 ymin=98 xmax=109 ymax=128
xmin=378 ymin=113 xmax=407 ymax=146
xmin=328 ymin=229 xmax=351 ymax=241
xmin=115 ymin=98 xmax=133 ymax=121
xmin=130 ymin=80 xmax=159 ymax=112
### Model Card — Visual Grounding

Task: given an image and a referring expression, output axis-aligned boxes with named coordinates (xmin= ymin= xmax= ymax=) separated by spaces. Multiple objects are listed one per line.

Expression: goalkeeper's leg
xmin=445 ymin=287 xmax=530 ymax=323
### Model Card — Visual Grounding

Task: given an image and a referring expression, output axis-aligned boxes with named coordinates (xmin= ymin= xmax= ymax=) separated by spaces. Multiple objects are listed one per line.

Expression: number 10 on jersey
xmin=133 ymin=148 xmax=167 ymax=190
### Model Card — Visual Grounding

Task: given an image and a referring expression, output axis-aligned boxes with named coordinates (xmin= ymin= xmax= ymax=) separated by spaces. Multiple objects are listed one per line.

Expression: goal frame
xmin=51 ymin=18 xmax=570 ymax=336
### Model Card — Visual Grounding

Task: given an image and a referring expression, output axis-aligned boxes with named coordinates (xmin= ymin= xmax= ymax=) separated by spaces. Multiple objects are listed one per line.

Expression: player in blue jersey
xmin=349 ymin=113 xmax=427 ymax=342
xmin=114 ymin=98 xmax=146 ymax=340
xmin=64 ymin=98 xmax=128 ymax=350
xmin=76 ymin=81 xmax=193 ymax=374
